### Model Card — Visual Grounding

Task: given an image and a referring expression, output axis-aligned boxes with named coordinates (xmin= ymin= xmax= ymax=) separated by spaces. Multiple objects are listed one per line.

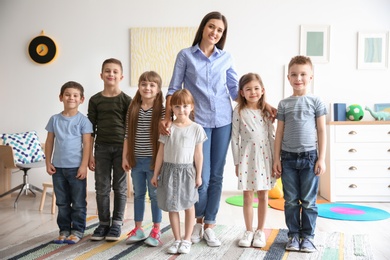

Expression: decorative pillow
xmin=1 ymin=131 xmax=45 ymax=164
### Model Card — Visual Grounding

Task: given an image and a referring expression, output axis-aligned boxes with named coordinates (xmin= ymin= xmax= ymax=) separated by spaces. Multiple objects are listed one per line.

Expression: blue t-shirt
xmin=45 ymin=112 xmax=93 ymax=167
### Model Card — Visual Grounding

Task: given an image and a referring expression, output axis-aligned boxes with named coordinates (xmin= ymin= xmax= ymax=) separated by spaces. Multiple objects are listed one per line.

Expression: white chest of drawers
xmin=320 ymin=121 xmax=390 ymax=202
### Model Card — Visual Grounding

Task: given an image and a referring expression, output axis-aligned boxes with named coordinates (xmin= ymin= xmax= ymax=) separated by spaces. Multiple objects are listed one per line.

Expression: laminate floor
xmin=0 ymin=191 xmax=389 ymax=259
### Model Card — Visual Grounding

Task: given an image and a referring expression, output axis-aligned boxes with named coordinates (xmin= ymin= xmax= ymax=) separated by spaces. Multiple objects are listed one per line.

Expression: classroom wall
xmin=0 ymin=0 xmax=389 ymax=192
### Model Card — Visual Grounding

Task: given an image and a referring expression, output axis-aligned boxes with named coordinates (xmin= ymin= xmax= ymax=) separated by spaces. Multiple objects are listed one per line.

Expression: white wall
xmin=1 ymin=0 xmax=389 ymax=192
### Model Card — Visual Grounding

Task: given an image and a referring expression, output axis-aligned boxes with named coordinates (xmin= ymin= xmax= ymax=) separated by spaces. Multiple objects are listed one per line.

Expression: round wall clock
xmin=28 ymin=31 xmax=58 ymax=64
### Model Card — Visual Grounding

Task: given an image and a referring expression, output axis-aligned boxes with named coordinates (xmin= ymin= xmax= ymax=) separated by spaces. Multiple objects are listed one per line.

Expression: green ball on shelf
xmin=346 ymin=104 xmax=364 ymax=121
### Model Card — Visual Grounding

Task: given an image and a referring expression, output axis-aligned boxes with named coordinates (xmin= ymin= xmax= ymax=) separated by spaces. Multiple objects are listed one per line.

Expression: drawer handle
xmin=348 ymin=148 xmax=357 ymax=153
xmin=348 ymin=131 xmax=357 ymax=135
xmin=349 ymin=184 xmax=357 ymax=188
xmin=349 ymin=166 xmax=357 ymax=171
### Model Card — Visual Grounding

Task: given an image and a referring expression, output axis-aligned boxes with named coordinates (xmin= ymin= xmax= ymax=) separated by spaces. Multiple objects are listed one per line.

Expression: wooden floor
xmin=0 ymin=190 xmax=389 ymax=259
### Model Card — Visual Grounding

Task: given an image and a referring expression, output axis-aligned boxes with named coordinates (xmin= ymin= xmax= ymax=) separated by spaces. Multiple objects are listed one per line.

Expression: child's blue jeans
xmin=52 ymin=167 xmax=86 ymax=238
xmin=281 ymin=149 xmax=319 ymax=240
xmin=131 ymin=157 xmax=161 ymax=224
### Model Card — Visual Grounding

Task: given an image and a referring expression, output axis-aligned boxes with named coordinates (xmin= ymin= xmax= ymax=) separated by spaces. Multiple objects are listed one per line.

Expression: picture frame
xmin=374 ymin=103 xmax=390 ymax=112
xmin=283 ymin=64 xmax=314 ymax=98
xmin=357 ymin=32 xmax=388 ymax=69
xmin=300 ymin=25 xmax=330 ymax=63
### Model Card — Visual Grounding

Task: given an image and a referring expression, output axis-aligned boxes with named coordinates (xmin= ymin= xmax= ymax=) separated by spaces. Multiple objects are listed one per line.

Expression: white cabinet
xmin=320 ymin=122 xmax=390 ymax=202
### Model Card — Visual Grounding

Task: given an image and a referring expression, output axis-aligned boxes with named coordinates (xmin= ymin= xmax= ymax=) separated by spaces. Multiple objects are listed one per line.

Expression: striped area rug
xmin=0 ymin=219 xmax=373 ymax=260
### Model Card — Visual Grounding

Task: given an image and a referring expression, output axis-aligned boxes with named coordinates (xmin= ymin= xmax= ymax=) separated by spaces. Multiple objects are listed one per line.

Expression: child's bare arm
xmin=273 ymin=120 xmax=284 ymax=178
xmin=315 ymin=115 xmax=326 ymax=175
xmin=194 ymin=142 xmax=203 ymax=188
xmin=45 ymin=132 xmax=56 ymax=175
xmin=77 ymin=133 xmax=91 ymax=180
xmin=151 ymin=143 xmax=164 ymax=187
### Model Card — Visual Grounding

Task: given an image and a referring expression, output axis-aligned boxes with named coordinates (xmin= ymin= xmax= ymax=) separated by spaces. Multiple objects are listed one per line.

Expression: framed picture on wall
xmin=357 ymin=32 xmax=388 ymax=69
xmin=300 ymin=25 xmax=330 ymax=63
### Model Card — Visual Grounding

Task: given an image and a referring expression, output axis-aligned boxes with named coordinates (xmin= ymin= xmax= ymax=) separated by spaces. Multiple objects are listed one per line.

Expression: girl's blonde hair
xmin=170 ymin=89 xmax=195 ymax=121
xmin=236 ymin=73 xmax=267 ymax=116
xmin=126 ymin=71 xmax=164 ymax=169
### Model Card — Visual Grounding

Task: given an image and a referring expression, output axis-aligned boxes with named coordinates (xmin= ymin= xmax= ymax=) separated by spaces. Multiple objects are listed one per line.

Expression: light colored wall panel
xmin=130 ymin=27 xmax=197 ymax=87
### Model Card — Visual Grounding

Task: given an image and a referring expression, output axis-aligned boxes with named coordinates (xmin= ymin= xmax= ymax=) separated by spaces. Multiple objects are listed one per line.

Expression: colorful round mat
xmin=268 ymin=198 xmax=328 ymax=211
xmin=317 ymin=203 xmax=390 ymax=221
xmin=225 ymin=196 xmax=328 ymax=210
xmin=225 ymin=195 xmax=260 ymax=208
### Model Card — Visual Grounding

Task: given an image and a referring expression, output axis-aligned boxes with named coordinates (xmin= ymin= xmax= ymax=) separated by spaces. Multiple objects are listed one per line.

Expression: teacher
xmin=160 ymin=11 xmax=274 ymax=247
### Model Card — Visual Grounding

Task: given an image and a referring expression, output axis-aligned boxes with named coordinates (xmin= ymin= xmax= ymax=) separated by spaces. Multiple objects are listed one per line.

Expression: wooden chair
xmin=0 ymin=145 xmax=45 ymax=207
xmin=39 ymin=182 xmax=56 ymax=214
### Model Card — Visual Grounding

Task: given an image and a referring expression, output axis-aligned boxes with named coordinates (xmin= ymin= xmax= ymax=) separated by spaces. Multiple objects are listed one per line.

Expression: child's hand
xmin=195 ymin=176 xmax=202 ymax=188
xmin=151 ymin=175 xmax=158 ymax=187
xmin=76 ymin=167 xmax=88 ymax=180
xmin=122 ymin=159 xmax=130 ymax=172
xmin=314 ymin=159 xmax=326 ymax=176
xmin=272 ymin=161 xmax=282 ymax=179
xmin=46 ymin=163 xmax=56 ymax=175
xmin=265 ymin=103 xmax=277 ymax=122
xmin=88 ymin=157 xmax=95 ymax=171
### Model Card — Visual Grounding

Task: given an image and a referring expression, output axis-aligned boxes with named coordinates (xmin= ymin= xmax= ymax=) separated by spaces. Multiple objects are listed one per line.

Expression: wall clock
xmin=28 ymin=31 xmax=58 ymax=64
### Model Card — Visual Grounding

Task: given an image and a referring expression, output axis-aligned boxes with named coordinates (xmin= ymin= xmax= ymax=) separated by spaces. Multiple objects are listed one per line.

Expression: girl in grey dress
xmin=151 ymin=89 xmax=207 ymax=255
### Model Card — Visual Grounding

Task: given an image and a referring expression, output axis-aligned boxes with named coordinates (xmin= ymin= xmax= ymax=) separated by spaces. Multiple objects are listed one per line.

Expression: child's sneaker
xmin=65 ymin=234 xmax=81 ymax=244
xmin=191 ymin=223 xmax=203 ymax=243
xmin=105 ymin=224 xmax=122 ymax=241
xmin=126 ymin=227 xmax=147 ymax=244
xmin=91 ymin=225 xmax=110 ymax=241
xmin=238 ymin=231 xmax=253 ymax=247
xmin=286 ymin=236 xmax=300 ymax=251
xmin=53 ymin=234 xmax=68 ymax=244
xmin=252 ymin=230 xmax=266 ymax=248
xmin=300 ymin=237 xmax=317 ymax=253
xmin=167 ymin=240 xmax=181 ymax=254
xmin=144 ymin=227 xmax=161 ymax=247
xmin=178 ymin=240 xmax=192 ymax=254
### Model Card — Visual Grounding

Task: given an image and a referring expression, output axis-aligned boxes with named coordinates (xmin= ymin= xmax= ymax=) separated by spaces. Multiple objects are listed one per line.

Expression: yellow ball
xmin=269 ymin=178 xmax=283 ymax=199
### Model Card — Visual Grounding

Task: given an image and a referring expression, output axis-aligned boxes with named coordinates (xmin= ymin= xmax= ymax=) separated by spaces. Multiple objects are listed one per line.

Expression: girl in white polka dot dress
xmin=231 ymin=73 xmax=276 ymax=248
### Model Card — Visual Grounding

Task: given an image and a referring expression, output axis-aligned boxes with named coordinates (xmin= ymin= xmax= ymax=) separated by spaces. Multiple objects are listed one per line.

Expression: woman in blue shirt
xmin=160 ymin=11 xmax=274 ymax=247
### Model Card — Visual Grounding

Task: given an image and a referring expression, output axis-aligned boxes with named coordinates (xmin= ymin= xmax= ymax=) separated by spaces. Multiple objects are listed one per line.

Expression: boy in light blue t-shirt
xmin=45 ymin=81 xmax=93 ymax=244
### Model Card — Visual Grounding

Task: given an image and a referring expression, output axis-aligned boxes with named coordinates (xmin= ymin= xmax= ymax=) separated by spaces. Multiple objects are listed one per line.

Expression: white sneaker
xmin=191 ymin=223 xmax=204 ymax=243
xmin=178 ymin=240 xmax=192 ymax=254
xmin=204 ymin=228 xmax=221 ymax=247
xmin=252 ymin=230 xmax=266 ymax=248
xmin=238 ymin=231 xmax=254 ymax=247
xmin=167 ymin=240 xmax=181 ymax=254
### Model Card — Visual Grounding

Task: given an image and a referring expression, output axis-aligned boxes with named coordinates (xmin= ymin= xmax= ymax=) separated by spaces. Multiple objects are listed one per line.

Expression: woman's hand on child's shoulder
xmin=159 ymin=118 xmax=172 ymax=136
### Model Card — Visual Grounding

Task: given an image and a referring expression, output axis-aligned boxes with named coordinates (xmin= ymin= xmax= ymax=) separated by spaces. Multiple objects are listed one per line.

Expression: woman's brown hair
xmin=192 ymin=11 xmax=228 ymax=50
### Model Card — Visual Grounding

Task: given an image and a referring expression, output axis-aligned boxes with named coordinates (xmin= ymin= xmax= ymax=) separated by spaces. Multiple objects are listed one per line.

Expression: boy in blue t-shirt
xmin=45 ymin=81 xmax=93 ymax=244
